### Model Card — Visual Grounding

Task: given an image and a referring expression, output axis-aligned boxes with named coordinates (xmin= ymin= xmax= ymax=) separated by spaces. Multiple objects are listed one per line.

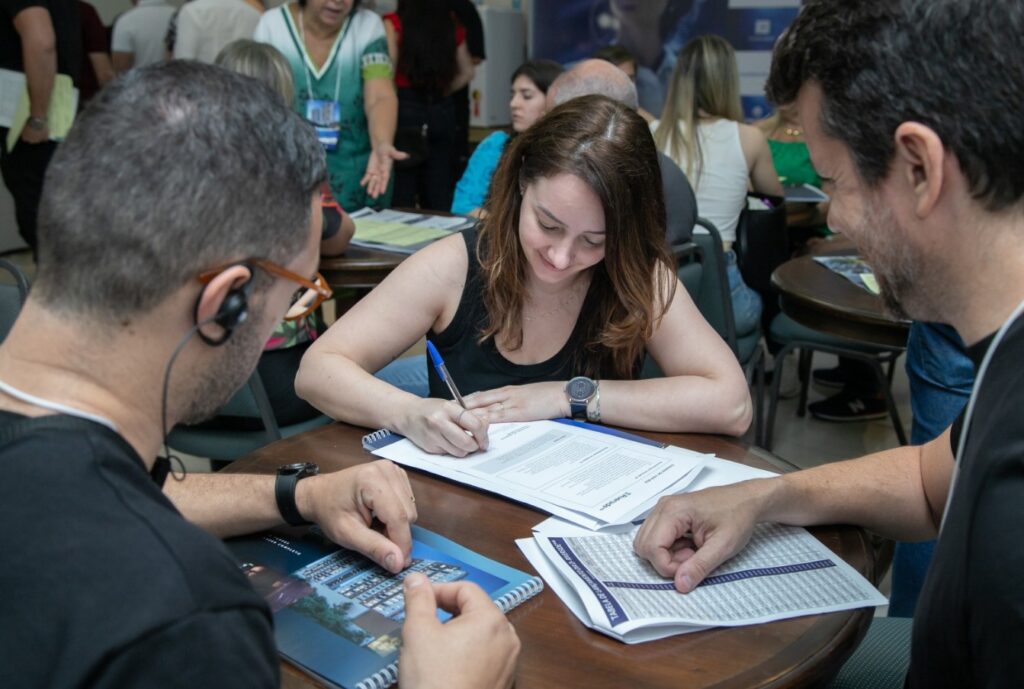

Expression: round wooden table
xmin=228 ymin=424 xmax=878 ymax=689
xmin=771 ymin=254 xmax=910 ymax=349
xmin=319 ymin=246 xmax=407 ymax=292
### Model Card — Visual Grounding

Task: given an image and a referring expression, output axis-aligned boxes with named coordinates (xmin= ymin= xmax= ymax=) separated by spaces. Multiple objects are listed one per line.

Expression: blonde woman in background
xmin=211 ymin=39 xmax=354 ymax=427
xmin=652 ymin=34 xmax=781 ymax=336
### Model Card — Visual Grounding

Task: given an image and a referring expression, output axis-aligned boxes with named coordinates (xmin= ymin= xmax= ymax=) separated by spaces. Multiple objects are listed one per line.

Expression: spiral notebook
xmin=226 ymin=525 xmax=542 ymax=689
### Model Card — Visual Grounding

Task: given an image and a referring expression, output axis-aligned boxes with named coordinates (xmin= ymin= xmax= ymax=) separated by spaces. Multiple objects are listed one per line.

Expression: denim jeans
xmin=890 ymin=322 xmax=974 ymax=618
xmin=375 ymin=355 xmax=430 ymax=398
xmin=725 ymin=250 xmax=763 ymax=337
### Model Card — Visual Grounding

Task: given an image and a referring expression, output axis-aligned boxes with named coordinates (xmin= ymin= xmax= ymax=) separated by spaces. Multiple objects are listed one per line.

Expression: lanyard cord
xmin=0 ymin=378 xmax=117 ymax=432
xmin=297 ymin=8 xmax=352 ymax=106
xmin=939 ymin=294 xmax=1024 ymax=533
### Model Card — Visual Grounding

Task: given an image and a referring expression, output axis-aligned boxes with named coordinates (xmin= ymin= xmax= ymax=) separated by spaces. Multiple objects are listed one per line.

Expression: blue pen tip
xmin=426 ymin=341 xmax=444 ymax=368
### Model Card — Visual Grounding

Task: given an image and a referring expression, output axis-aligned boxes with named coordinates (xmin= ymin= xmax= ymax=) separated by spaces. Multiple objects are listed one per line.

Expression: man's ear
xmin=193 ymin=265 xmax=253 ymax=346
xmin=893 ymin=122 xmax=946 ymax=219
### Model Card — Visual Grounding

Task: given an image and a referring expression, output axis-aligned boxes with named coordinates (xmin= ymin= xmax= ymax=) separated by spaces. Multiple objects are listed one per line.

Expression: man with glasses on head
xmin=635 ymin=1 xmax=1024 ymax=686
xmin=0 ymin=61 xmax=519 ymax=689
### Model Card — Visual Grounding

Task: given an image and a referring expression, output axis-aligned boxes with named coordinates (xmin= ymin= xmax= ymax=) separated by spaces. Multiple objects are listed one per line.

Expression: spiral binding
xmin=362 ymin=428 xmax=396 ymax=449
xmin=495 ymin=577 xmax=544 ymax=613
xmin=355 ymin=663 xmax=398 ymax=689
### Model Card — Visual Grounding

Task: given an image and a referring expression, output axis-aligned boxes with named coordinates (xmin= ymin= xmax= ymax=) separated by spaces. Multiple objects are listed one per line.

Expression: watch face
xmin=279 ymin=462 xmax=319 ymax=476
xmin=566 ymin=376 xmax=596 ymax=401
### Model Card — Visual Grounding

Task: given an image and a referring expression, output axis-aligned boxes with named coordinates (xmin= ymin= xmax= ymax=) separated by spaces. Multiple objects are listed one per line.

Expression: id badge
xmin=305 ymin=99 xmax=341 ymax=151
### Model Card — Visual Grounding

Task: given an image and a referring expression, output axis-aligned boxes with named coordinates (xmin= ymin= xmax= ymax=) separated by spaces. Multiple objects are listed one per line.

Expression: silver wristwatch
xmin=565 ymin=376 xmax=600 ymax=422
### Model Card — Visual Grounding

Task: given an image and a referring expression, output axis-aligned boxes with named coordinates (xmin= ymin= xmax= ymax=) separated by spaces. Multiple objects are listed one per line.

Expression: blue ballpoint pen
xmin=426 ymin=341 xmax=466 ymax=408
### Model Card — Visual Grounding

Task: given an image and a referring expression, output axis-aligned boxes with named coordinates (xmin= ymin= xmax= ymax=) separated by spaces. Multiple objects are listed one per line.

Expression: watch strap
xmin=275 ymin=471 xmax=311 ymax=526
xmin=570 ymin=398 xmax=588 ymax=420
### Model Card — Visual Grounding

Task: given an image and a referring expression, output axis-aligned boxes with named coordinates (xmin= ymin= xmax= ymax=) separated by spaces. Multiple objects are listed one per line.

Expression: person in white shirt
xmin=111 ymin=0 xmax=176 ymax=73
xmin=173 ymin=0 xmax=262 ymax=64
xmin=651 ymin=34 xmax=782 ymax=337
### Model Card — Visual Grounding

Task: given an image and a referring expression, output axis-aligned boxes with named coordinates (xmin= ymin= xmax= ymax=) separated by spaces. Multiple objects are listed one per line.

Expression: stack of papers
xmin=518 ymin=513 xmax=886 ymax=644
xmin=364 ymin=420 xmax=711 ymax=530
xmin=350 ymin=208 xmax=474 ymax=254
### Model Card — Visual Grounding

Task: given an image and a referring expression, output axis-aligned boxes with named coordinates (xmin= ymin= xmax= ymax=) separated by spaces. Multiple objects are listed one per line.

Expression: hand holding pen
xmin=425 ymin=341 xmax=489 ymax=454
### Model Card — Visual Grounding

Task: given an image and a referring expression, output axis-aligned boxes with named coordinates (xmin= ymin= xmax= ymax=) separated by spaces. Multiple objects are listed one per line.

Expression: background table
xmin=228 ymin=424 xmax=878 ymax=689
xmin=772 ymin=251 xmax=910 ymax=349
xmin=319 ymin=246 xmax=406 ymax=292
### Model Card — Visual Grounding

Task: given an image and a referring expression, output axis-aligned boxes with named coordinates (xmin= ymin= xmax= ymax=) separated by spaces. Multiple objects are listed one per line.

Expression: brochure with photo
xmin=227 ymin=525 xmax=542 ymax=689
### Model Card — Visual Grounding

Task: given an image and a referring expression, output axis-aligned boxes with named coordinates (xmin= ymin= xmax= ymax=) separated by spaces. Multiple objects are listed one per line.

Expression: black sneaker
xmin=812 ymin=366 xmax=849 ymax=392
xmin=808 ymin=392 xmax=888 ymax=422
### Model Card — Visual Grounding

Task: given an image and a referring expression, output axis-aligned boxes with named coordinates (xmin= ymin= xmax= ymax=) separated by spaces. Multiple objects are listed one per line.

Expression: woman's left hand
xmin=361 ymin=143 xmax=409 ymax=198
xmin=463 ymin=382 xmax=570 ymax=423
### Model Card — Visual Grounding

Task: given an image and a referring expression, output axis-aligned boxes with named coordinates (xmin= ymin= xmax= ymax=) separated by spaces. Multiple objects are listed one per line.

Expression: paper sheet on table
xmin=352 ymin=218 xmax=451 ymax=247
xmin=526 ymin=520 xmax=886 ymax=643
xmin=813 ymin=255 xmax=880 ymax=294
xmin=1 ymin=69 xmax=78 ymax=151
xmin=367 ymin=420 xmax=710 ymax=528
xmin=860 ymin=273 xmax=880 ymax=295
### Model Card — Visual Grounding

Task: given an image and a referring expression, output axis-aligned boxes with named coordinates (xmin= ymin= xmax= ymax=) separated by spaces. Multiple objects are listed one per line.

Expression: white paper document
xmin=520 ymin=517 xmax=886 ymax=644
xmin=366 ymin=421 xmax=710 ymax=528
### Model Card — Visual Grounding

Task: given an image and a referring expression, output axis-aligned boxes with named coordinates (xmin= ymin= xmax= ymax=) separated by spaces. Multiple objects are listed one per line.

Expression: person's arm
xmin=382 ymin=15 xmax=398 ymax=65
xmin=447 ymin=41 xmax=475 ymax=95
xmin=634 ymin=427 xmax=956 ymax=592
xmin=320 ymin=208 xmax=354 ymax=256
xmin=163 ymin=460 xmax=418 ymax=573
xmin=463 ymin=264 xmax=752 ymax=436
xmin=296 ymin=233 xmax=489 ymax=456
xmin=399 ymin=573 xmax=520 ymax=689
xmin=111 ymin=51 xmax=134 ymax=73
xmin=110 ymin=18 xmax=134 ymax=73
xmin=80 ymin=1 xmax=113 ymax=87
xmin=13 ymin=6 xmax=56 ymax=144
xmin=450 ymin=132 xmax=504 ymax=215
xmin=88 ymin=52 xmax=114 ymax=87
xmin=360 ymin=76 xmax=408 ymax=198
xmin=740 ymin=123 xmax=784 ymax=197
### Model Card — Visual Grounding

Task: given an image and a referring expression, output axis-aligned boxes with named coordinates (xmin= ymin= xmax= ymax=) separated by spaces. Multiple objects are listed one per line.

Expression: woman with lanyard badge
xmin=255 ymin=0 xmax=407 ymax=209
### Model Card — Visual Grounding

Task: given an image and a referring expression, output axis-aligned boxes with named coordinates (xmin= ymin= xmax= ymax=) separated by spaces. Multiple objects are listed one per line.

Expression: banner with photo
xmin=531 ymin=0 xmax=801 ymax=120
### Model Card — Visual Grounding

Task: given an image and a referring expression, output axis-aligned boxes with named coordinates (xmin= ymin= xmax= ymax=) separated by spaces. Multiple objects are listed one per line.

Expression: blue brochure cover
xmin=226 ymin=526 xmax=542 ymax=689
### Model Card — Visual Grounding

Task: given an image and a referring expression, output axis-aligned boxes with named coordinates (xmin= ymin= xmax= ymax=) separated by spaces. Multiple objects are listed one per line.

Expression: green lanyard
xmin=296 ymin=9 xmax=352 ymax=105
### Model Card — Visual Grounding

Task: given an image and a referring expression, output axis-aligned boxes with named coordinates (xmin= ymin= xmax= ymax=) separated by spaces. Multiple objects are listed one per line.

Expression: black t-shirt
xmin=0 ymin=0 xmax=80 ymax=82
xmin=0 ymin=412 xmax=278 ymax=688
xmin=906 ymin=316 xmax=1024 ymax=688
xmin=427 ymin=229 xmax=592 ymax=398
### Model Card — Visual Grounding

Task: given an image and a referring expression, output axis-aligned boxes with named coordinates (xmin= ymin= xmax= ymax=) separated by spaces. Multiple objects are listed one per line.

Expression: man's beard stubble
xmin=176 ymin=312 xmax=268 ymax=425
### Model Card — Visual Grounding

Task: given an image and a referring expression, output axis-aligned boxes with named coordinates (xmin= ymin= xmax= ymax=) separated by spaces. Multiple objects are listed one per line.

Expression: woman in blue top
xmin=451 ymin=59 xmax=563 ymax=217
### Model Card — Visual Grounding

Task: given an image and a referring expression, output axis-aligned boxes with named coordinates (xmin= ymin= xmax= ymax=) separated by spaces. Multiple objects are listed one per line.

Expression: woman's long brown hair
xmin=476 ymin=95 xmax=676 ymax=380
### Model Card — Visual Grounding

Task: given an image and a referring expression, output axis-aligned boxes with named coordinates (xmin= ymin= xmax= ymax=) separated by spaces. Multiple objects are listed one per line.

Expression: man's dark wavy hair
xmin=767 ymin=0 xmax=1024 ymax=212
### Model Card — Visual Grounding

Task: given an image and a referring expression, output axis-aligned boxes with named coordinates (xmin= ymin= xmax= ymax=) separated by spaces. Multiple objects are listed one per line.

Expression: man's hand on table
xmin=295 ymin=460 xmax=417 ymax=573
xmin=633 ymin=480 xmax=773 ymax=592
xmin=400 ymin=572 xmax=521 ymax=689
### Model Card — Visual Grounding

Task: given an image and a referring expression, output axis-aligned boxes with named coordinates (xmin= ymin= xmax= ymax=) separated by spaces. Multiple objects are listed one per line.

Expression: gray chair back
xmin=0 ymin=258 xmax=31 ymax=342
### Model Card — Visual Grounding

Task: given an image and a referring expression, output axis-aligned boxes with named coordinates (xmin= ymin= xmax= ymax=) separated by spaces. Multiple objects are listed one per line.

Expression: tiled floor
xmin=764 ymin=350 xmax=911 ymax=471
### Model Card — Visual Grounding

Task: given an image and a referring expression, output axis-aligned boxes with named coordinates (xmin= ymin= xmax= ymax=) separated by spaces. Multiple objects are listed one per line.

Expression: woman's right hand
xmin=397 ymin=398 xmax=490 ymax=457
